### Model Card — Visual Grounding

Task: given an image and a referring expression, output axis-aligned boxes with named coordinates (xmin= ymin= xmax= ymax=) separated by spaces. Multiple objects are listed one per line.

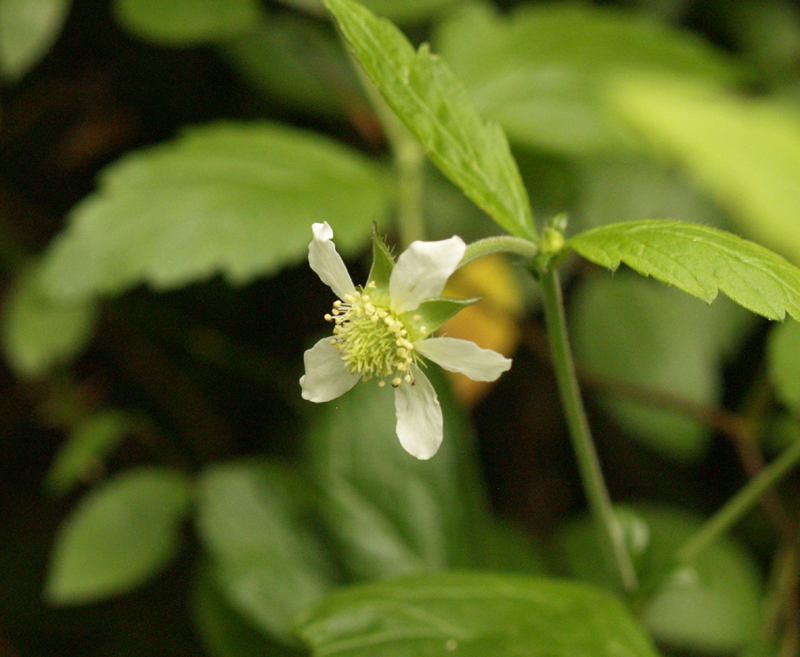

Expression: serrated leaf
xmin=1 ymin=264 xmax=98 ymax=377
xmin=0 ymin=0 xmax=71 ymax=81
xmin=112 ymin=0 xmax=261 ymax=45
xmin=606 ymin=75 xmax=800 ymax=265
xmin=554 ymin=504 xmax=763 ymax=654
xmin=304 ymin=367 xmax=495 ymax=581
xmin=565 ymin=219 xmax=800 ymax=321
xmin=45 ymin=467 xmax=192 ymax=604
xmin=195 ymin=460 xmax=337 ymax=641
xmin=297 ymin=571 xmax=660 ymax=657
xmin=45 ymin=410 xmax=133 ymax=495
xmin=323 ymin=0 xmax=535 ymax=240
xmin=435 ymin=3 xmax=742 ymax=156
xmin=767 ymin=319 xmax=800 ymax=411
xmin=38 ymin=122 xmax=389 ymax=301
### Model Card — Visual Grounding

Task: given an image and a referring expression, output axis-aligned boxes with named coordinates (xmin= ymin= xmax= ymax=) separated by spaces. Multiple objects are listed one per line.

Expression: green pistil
xmin=326 ymin=285 xmax=416 ymax=387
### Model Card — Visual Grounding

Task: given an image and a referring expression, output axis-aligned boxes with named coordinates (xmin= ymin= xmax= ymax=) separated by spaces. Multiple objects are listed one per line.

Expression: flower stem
xmin=540 ymin=267 xmax=638 ymax=593
xmin=678 ymin=434 xmax=800 ymax=563
xmin=459 ymin=236 xmax=539 ymax=269
xmin=392 ymin=127 xmax=426 ymax=248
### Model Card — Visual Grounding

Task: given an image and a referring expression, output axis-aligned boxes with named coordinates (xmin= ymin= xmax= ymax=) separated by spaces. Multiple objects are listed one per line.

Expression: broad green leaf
xmin=606 ymin=75 xmax=800 ymax=265
xmin=570 ymin=273 xmax=751 ymax=462
xmin=38 ymin=122 xmax=389 ymax=301
xmin=195 ymin=460 xmax=338 ymax=640
xmin=297 ymin=571 xmax=660 ymax=657
xmin=276 ymin=0 xmax=460 ymax=23
xmin=45 ymin=466 xmax=192 ymax=604
xmin=1 ymin=264 xmax=97 ymax=377
xmin=45 ymin=410 xmax=133 ymax=495
xmin=192 ymin=563 xmax=304 ymax=657
xmin=304 ymin=367 xmax=496 ymax=580
xmin=565 ymin=219 xmax=800 ymax=321
xmin=767 ymin=319 xmax=800 ymax=410
xmin=0 ymin=0 xmax=71 ymax=81
xmin=113 ymin=0 xmax=262 ymax=45
xmin=436 ymin=2 xmax=741 ymax=156
xmin=554 ymin=504 xmax=763 ymax=654
xmin=220 ymin=14 xmax=363 ymax=119
xmin=323 ymin=0 xmax=535 ymax=240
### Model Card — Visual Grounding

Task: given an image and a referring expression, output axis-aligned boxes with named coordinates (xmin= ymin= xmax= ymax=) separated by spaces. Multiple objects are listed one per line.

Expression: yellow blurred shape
xmin=441 ymin=254 xmax=523 ymax=406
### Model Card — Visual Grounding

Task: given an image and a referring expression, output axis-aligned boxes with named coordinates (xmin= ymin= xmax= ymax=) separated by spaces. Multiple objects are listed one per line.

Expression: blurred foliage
xmin=2 ymin=0 xmax=800 ymax=656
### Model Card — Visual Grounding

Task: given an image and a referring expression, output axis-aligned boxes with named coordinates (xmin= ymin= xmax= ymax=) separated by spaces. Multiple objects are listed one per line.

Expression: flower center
xmin=326 ymin=284 xmax=415 ymax=387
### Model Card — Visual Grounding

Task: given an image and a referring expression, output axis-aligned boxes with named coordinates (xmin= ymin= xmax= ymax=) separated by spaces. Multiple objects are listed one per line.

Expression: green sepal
xmin=405 ymin=296 xmax=480 ymax=339
xmin=366 ymin=226 xmax=395 ymax=297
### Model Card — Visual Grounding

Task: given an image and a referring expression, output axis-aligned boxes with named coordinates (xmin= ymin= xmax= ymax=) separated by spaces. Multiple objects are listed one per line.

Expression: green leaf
xmin=112 ymin=0 xmax=262 ymax=45
xmin=45 ymin=466 xmax=192 ymax=604
xmin=767 ymin=319 xmax=800 ymax=411
xmin=304 ymin=367 xmax=495 ymax=580
xmin=570 ymin=273 xmax=752 ymax=462
xmin=38 ymin=121 xmax=390 ymax=301
xmin=366 ymin=227 xmax=395 ymax=293
xmin=220 ymin=13 xmax=363 ymax=119
xmin=192 ymin=562 xmax=305 ymax=657
xmin=554 ymin=504 xmax=763 ymax=654
xmin=323 ymin=0 xmax=535 ymax=240
xmin=1 ymin=264 xmax=98 ymax=377
xmin=412 ymin=296 xmax=478 ymax=337
xmin=606 ymin=75 xmax=800 ymax=265
xmin=45 ymin=410 xmax=133 ymax=495
xmin=435 ymin=2 xmax=742 ymax=156
xmin=195 ymin=460 xmax=338 ymax=641
xmin=565 ymin=219 xmax=800 ymax=321
xmin=0 ymin=0 xmax=71 ymax=81
xmin=297 ymin=571 xmax=660 ymax=657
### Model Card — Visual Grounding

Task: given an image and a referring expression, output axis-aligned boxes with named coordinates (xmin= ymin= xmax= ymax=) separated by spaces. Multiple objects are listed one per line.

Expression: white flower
xmin=300 ymin=222 xmax=512 ymax=460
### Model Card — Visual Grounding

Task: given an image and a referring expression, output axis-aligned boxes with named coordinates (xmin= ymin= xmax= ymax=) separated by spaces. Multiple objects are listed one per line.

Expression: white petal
xmin=394 ymin=368 xmax=443 ymax=460
xmin=300 ymin=337 xmax=359 ymax=402
xmin=390 ymin=236 xmax=466 ymax=315
xmin=308 ymin=222 xmax=357 ymax=301
xmin=416 ymin=337 xmax=512 ymax=381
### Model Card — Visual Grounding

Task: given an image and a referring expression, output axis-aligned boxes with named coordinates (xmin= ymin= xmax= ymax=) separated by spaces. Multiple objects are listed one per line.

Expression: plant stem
xmin=678 ymin=435 xmax=800 ymax=562
xmin=540 ymin=267 xmax=638 ymax=593
xmin=459 ymin=235 xmax=539 ymax=269
xmin=392 ymin=127 xmax=426 ymax=247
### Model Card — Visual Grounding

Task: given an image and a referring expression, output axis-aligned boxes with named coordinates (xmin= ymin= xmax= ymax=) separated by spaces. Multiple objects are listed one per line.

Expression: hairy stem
xmin=459 ymin=235 xmax=539 ymax=269
xmin=540 ymin=268 xmax=638 ymax=593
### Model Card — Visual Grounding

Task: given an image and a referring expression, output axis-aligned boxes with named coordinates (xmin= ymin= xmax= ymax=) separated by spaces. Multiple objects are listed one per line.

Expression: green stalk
xmin=540 ymin=268 xmax=638 ymax=593
xmin=459 ymin=236 xmax=539 ymax=269
xmin=392 ymin=128 xmax=426 ymax=247
xmin=678 ymin=435 xmax=800 ymax=562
